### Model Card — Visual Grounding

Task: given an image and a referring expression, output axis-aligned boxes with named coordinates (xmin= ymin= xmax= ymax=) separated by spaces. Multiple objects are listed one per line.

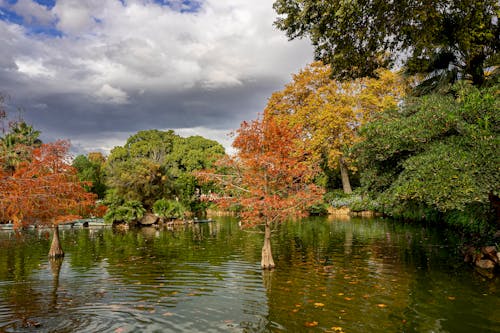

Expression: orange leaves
xmin=201 ymin=113 xmax=324 ymax=228
xmin=0 ymin=140 xmax=97 ymax=226
xmin=304 ymin=321 xmax=319 ymax=327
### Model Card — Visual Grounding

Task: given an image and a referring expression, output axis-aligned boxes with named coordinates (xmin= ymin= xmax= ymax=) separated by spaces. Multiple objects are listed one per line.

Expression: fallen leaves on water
xmin=304 ymin=321 xmax=318 ymax=327
xmin=314 ymin=302 xmax=325 ymax=308
xmin=376 ymin=303 xmax=387 ymax=308
xmin=344 ymin=297 xmax=353 ymax=301
xmin=337 ymin=293 xmax=344 ymax=296
xmin=331 ymin=327 xmax=344 ymax=332
xmin=447 ymin=296 xmax=456 ymax=300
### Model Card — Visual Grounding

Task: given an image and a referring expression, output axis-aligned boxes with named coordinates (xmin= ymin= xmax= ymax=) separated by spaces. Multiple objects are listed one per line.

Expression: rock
xmin=139 ymin=213 xmax=158 ymax=225
xmin=482 ymin=246 xmax=498 ymax=264
xmin=475 ymin=259 xmax=496 ymax=270
xmin=463 ymin=246 xmax=477 ymax=263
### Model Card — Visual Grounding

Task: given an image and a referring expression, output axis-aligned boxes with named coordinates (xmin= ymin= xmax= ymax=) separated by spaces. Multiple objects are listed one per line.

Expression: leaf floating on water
xmin=377 ymin=303 xmax=387 ymax=308
xmin=295 ymin=304 xmax=302 ymax=307
xmin=304 ymin=321 xmax=318 ymax=327
xmin=331 ymin=327 xmax=344 ymax=332
xmin=447 ymin=296 xmax=456 ymax=301
xmin=337 ymin=293 xmax=344 ymax=296
xmin=314 ymin=302 xmax=325 ymax=308
xmin=344 ymin=297 xmax=353 ymax=301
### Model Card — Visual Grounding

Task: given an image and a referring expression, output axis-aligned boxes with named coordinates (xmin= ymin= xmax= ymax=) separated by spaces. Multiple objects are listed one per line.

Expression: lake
xmin=0 ymin=216 xmax=499 ymax=332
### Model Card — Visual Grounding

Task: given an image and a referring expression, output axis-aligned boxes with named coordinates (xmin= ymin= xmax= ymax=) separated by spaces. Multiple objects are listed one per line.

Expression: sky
xmin=0 ymin=0 xmax=312 ymax=155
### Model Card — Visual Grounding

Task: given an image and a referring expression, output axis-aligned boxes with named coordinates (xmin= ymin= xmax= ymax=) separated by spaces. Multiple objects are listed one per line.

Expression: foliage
xmin=199 ymin=115 xmax=324 ymax=227
xmin=105 ymin=130 xmax=225 ymax=213
xmin=273 ymin=0 xmax=499 ymax=86
xmin=266 ymin=61 xmax=405 ymax=192
xmin=0 ymin=140 xmax=97 ymax=226
xmin=0 ymin=120 xmax=42 ymax=174
xmin=355 ymin=82 xmax=500 ymax=229
xmin=103 ymin=200 xmax=146 ymax=224
xmin=152 ymin=198 xmax=185 ymax=219
xmin=72 ymin=152 xmax=107 ymax=198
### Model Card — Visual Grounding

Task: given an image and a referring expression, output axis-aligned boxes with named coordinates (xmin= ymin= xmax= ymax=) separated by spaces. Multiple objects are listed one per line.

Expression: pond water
xmin=0 ymin=217 xmax=499 ymax=333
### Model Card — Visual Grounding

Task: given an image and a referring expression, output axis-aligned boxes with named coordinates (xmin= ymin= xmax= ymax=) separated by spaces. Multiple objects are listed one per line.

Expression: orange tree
xmin=198 ymin=115 xmax=324 ymax=269
xmin=0 ymin=140 xmax=97 ymax=257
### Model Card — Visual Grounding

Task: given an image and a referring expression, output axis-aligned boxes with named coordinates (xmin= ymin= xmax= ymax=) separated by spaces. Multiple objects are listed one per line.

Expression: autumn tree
xmin=267 ymin=62 xmax=405 ymax=193
xmin=274 ymin=0 xmax=499 ymax=86
xmin=0 ymin=140 xmax=97 ymax=257
xmin=199 ymin=115 xmax=324 ymax=269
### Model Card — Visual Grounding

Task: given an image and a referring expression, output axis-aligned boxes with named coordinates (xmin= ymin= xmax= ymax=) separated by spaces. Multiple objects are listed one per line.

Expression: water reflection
xmin=0 ymin=217 xmax=499 ymax=332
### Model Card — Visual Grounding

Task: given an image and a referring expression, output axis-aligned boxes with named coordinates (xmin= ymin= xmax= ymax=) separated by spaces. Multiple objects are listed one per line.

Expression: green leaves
xmin=355 ymin=82 xmax=500 ymax=228
xmin=274 ymin=0 xmax=499 ymax=86
xmin=105 ymin=130 xmax=225 ymax=216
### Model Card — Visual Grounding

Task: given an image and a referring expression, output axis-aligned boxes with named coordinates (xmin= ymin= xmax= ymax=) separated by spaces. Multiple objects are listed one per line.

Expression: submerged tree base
xmin=48 ymin=226 xmax=64 ymax=258
xmin=261 ymin=223 xmax=275 ymax=270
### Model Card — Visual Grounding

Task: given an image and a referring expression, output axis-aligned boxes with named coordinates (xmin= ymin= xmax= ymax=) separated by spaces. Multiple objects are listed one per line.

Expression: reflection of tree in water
xmin=49 ymin=257 xmax=63 ymax=310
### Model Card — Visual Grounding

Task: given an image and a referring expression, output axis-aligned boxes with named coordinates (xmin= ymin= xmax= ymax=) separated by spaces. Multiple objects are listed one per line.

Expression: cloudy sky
xmin=0 ymin=0 xmax=312 ymax=155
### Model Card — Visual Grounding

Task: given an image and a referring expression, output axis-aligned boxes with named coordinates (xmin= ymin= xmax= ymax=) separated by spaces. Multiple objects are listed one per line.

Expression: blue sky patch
xmin=153 ymin=0 xmax=202 ymax=13
xmin=0 ymin=1 xmax=61 ymax=37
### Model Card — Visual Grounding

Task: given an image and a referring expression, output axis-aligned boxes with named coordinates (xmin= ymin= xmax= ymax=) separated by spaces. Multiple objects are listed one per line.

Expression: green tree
xmin=72 ymin=152 xmax=107 ymax=198
xmin=354 ymin=82 xmax=500 ymax=232
xmin=273 ymin=0 xmax=499 ymax=86
xmin=105 ymin=130 xmax=225 ymax=219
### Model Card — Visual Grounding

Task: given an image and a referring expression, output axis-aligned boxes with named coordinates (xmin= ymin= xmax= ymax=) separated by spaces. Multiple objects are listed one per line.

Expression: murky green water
xmin=0 ymin=217 xmax=499 ymax=333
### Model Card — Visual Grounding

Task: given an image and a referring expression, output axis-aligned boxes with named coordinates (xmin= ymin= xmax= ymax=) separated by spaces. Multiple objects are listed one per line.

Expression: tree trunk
xmin=48 ymin=225 xmax=64 ymax=258
xmin=261 ymin=222 xmax=275 ymax=269
xmin=339 ymin=157 xmax=352 ymax=194
xmin=467 ymin=54 xmax=485 ymax=86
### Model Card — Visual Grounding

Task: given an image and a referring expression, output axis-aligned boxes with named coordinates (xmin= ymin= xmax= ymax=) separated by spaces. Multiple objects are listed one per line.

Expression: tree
xmin=273 ymin=0 xmax=499 ymax=86
xmin=267 ymin=62 xmax=405 ymax=193
xmin=73 ymin=152 xmax=107 ymax=198
xmin=354 ymin=82 xmax=499 ymax=232
xmin=198 ymin=115 xmax=324 ymax=269
xmin=105 ymin=130 xmax=225 ymax=221
xmin=1 ymin=121 xmax=42 ymax=175
xmin=0 ymin=140 xmax=97 ymax=256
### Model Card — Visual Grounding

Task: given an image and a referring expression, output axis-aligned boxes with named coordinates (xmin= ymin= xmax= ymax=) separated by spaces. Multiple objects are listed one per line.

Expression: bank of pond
xmin=0 ymin=216 xmax=499 ymax=332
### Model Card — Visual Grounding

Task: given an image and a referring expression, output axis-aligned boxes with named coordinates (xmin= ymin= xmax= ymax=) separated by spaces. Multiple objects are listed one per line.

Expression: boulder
xmin=481 ymin=246 xmax=498 ymax=264
xmin=475 ymin=259 xmax=496 ymax=270
xmin=139 ymin=213 xmax=158 ymax=225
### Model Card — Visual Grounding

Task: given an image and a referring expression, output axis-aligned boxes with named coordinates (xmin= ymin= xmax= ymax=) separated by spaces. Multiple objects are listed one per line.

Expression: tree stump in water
xmin=48 ymin=225 xmax=64 ymax=258
xmin=261 ymin=222 xmax=275 ymax=269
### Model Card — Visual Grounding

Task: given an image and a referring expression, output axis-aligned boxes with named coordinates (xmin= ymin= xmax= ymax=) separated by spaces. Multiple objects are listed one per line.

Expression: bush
xmin=104 ymin=200 xmax=146 ymax=224
xmin=152 ymin=198 xmax=185 ymax=219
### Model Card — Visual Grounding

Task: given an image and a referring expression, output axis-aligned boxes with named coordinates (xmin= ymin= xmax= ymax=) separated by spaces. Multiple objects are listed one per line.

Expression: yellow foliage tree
xmin=266 ymin=62 xmax=406 ymax=193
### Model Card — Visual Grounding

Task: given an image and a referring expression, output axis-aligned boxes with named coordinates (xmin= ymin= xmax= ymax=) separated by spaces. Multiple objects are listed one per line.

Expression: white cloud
xmin=0 ymin=0 xmax=313 ymax=154
xmin=11 ymin=0 xmax=54 ymax=25
xmin=15 ymin=58 xmax=55 ymax=77
xmin=96 ymin=84 xmax=129 ymax=104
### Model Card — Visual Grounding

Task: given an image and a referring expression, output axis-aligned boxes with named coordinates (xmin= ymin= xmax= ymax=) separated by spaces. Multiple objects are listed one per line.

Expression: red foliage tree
xmin=199 ymin=115 xmax=324 ymax=269
xmin=0 ymin=140 xmax=97 ymax=257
